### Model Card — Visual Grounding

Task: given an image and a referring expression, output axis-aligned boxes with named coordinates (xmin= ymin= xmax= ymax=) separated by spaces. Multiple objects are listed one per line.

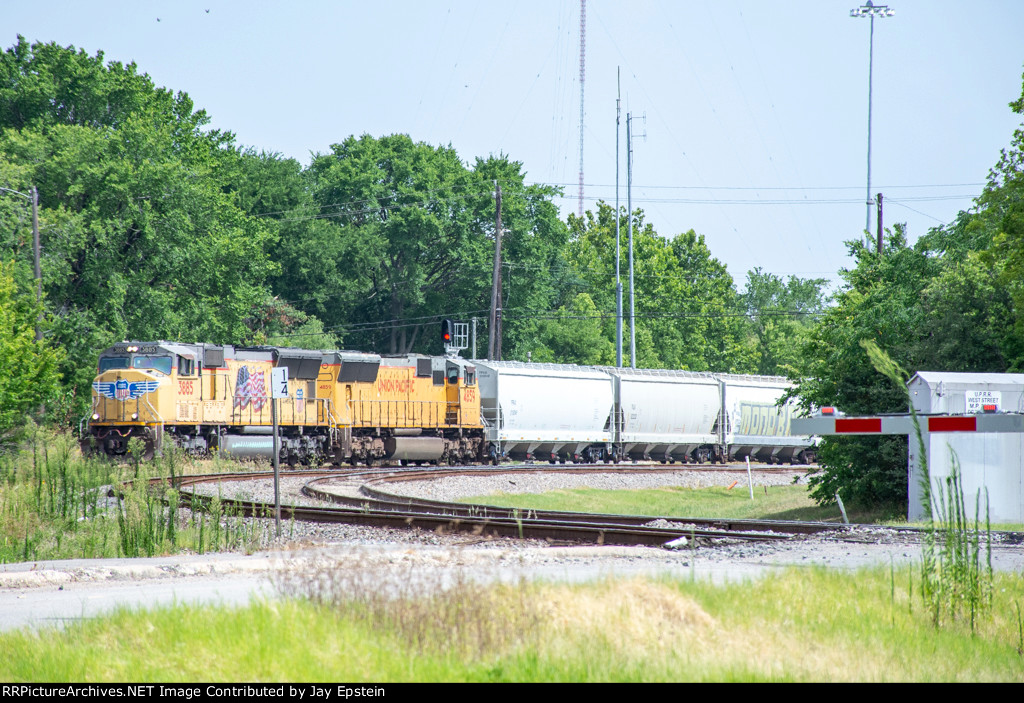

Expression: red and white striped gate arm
xmin=792 ymin=413 xmax=1024 ymax=436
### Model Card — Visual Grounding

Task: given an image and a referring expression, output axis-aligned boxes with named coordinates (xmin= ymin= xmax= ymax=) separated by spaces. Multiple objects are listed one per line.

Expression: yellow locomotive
xmin=82 ymin=341 xmax=485 ymax=465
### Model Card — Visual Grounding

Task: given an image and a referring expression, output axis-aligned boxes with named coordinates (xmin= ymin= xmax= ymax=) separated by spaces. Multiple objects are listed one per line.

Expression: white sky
xmin=3 ymin=1 xmax=1023 ymax=291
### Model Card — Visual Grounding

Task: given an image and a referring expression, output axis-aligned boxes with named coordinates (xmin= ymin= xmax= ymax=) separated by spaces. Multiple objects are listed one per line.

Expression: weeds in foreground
xmin=273 ymin=552 xmax=542 ymax=659
xmin=260 ymin=558 xmax=1024 ymax=682
xmin=920 ymin=457 xmax=994 ymax=631
xmin=863 ymin=339 xmax=994 ymax=632
xmin=0 ymin=429 xmax=278 ymax=562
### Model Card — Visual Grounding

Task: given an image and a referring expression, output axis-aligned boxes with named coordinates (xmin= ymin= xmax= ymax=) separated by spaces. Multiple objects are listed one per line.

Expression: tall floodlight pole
xmin=615 ymin=68 xmax=623 ymax=368
xmin=577 ymin=0 xmax=586 ymax=217
xmin=627 ymin=113 xmax=636 ymax=369
xmin=850 ymin=1 xmax=895 ymax=247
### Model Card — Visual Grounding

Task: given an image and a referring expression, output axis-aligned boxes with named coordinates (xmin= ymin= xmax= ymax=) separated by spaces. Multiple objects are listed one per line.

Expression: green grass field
xmin=458 ymin=483 xmax=904 ymax=524
xmin=2 ymin=567 xmax=1022 ymax=682
xmin=4 ymin=434 xmax=1022 ymax=680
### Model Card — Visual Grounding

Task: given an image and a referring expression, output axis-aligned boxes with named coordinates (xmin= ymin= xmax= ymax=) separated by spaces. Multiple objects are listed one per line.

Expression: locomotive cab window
xmin=99 ymin=357 xmax=129 ymax=373
xmin=132 ymin=355 xmax=173 ymax=375
xmin=464 ymin=366 xmax=476 ymax=386
xmin=178 ymin=356 xmax=195 ymax=376
xmin=446 ymin=363 xmax=460 ymax=384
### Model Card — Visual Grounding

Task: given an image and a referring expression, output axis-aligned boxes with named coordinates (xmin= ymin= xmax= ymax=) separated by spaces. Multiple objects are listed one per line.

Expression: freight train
xmin=81 ymin=340 xmax=815 ymax=466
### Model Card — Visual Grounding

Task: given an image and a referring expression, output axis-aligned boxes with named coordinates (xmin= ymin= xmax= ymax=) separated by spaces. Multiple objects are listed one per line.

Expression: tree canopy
xmin=790 ymin=70 xmax=1024 ymax=510
xmin=0 ymin=38 xmax=280 ymax=411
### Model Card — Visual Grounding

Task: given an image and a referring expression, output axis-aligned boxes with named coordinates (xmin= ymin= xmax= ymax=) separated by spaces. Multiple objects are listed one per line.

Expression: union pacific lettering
xmin=377 ymin=378 xmax=414 ymax=394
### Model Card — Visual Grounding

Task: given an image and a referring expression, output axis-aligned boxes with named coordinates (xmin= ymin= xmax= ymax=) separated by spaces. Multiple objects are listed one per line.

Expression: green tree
xmin=980 ymin=71 xmax=1024 ymax=368
xmin=0 ymin=39 xmax=280 ymax=414
xmin=299 ymin=137 xmax=569 ymax=357
xmin=0 ymin=259 xmax=61 ymax=441
xmin=305 ymin=134 xmax=482 ymax=353
xmin=791 ymin=228 xmax=937 ymax=508
xmin=530 ymin=293 xmax=615 ymax=365
xmin=468 ymin=154 xmax=570 ymax=361
xmin=559 ymin=203 xmax=748 ymax=370
xmin=740 ymin=267 xmax=828 ymax=375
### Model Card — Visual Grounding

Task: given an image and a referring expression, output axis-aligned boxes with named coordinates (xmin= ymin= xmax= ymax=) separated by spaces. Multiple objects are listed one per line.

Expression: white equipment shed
xmin=907 ymin=372 xmax=1024 ymax=523
xmin=793 ymin=372 xmax=1024 ymax=523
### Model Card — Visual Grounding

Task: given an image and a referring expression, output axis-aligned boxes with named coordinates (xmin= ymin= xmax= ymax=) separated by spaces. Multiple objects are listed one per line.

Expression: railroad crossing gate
xmin=792 ymin=371 xmax=1024 ymax=523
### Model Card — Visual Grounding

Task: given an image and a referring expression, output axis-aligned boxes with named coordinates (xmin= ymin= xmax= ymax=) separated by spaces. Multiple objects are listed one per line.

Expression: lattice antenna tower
xmin=577 ymin=0 xmax=586 ymax=217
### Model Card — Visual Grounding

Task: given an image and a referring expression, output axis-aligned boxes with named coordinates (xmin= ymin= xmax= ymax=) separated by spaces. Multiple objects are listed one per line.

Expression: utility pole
xmin=31 ymin=186 xmax=41 ymax=342
xmin=488 ymin=182 xmax=503 ymax=360
xmin=876 ymin=192 xmax=884 ymax=253
xmin=1 ymin=185 xmax=42 ymax=342
xmin=627 ymin=113 xmax=636 ymax=369
xmin=615 ymin=67 xmax=623 ymax=368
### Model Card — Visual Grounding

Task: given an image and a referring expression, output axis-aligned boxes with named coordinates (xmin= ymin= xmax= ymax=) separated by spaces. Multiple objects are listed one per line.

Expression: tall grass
xmin=921 ymin=455 xmax=994 ymax=630
xmin=0 ymin=428 xmax=278 ymax=562
xmin=274 ymin=552 xmax=543 ymax=660
xmin=862 ymin=340 xmax=994 ymax=631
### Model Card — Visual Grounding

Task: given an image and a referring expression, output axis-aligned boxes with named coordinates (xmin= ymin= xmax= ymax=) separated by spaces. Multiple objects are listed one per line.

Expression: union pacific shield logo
xmin=93 ymin=380 xmax=161 ymax=401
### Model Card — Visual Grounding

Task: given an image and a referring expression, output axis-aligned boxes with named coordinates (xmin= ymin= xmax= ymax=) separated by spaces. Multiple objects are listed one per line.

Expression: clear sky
xmin=3 ymin=1 xmax=1023 ymax=291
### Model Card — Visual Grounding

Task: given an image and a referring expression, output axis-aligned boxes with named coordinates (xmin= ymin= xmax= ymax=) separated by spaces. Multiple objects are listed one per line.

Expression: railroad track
xmin=160 ymin=463 xmax=869 ymax=548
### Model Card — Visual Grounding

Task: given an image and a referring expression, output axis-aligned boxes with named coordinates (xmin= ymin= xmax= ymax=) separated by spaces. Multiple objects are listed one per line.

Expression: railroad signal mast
xmin=442 ymin=319 xmax=469 ymax=357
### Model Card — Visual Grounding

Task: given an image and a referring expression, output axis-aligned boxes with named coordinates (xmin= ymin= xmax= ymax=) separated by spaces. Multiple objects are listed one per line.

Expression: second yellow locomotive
xmin=82 ymin=341 xmax=485 ymax=465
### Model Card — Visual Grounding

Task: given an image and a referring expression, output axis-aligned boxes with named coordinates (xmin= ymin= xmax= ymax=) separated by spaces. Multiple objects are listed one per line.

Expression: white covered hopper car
xmin=475 ymin=361 xmax=814 ymax=465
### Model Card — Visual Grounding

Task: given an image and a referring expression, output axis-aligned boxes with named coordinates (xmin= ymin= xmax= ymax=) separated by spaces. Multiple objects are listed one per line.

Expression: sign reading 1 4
xmin=271 ymin=368 xmax=289 ymax=399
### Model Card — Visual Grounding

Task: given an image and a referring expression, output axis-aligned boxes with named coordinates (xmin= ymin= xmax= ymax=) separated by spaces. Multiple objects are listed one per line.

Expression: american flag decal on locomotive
xmin=93 ymin=379 xmax=161 ymax=401
xmin=233 ymin=365 xmax=267 ymax=411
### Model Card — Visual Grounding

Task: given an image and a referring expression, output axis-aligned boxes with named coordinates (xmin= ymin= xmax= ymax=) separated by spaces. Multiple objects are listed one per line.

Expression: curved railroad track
xmin=162 ymin=463 xmax=881 ymax=548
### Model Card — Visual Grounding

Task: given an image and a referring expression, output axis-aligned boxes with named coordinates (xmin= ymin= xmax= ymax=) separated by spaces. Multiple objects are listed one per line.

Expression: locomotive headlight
xmin=131 ymin=413 xmax=139 ymax=420
xmin=91 ymin=413 xmax=99 ymax=420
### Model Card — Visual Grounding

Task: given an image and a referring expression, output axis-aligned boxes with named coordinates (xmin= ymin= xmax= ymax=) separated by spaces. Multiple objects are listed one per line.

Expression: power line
xmin=271 ymin=305 xmax=823 ymax=341
xmin=250 ymin=179 xmax=979 ymax=224
xmin=531 ymin=180 xmax=985 ymax=192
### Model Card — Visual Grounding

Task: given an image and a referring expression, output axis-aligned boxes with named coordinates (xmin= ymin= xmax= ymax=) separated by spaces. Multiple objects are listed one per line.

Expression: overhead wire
xmin=271 ymin=305 xmax=823 ymax=341
xmin=250 ymin=176 xmax=977 ymax=225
